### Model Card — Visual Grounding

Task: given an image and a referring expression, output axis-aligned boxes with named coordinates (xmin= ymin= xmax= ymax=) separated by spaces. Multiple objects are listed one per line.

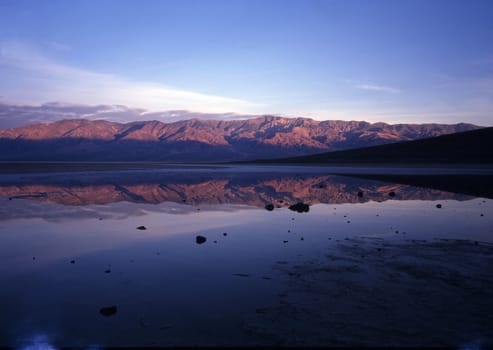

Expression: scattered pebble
xmin=289 ymin=202 xmax=310 ymax=213
xmin=283 ymin=240 xmax=289 ymax=243
xmin=436 ymin=204 xmax=442 ymax=209
xmin=70 ymin=260 xmax=75 ymax=264
xmin=105 ymin=269 xmax=111 ymax=273
xmin=223 ymin=232 xmax=228 ymax=236
xmin=264 ymin=204 xmax=274 ymax=211
xmin=357 ymin=191 xmax=363 ymax=197
xmin=136 ymin=226 xmax=147 ymax=230
xmin=196 ymin=235 xmax=207 ymax=244
xmin=99 ymin=306 xmax=117 ymax=317
xmin=233 ymin=273 xmax=249 ymax=277
xmin=389 ymin=191 xmax=396 ymax=197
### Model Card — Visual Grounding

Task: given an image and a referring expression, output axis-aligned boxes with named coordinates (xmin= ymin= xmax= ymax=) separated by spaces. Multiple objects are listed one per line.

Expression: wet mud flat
xmin=244 ymin=238 xmax=493 ymax=347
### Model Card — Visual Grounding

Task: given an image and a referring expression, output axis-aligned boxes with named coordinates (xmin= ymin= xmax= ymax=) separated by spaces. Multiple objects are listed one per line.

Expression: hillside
xmin=0 ymin=116 xmax=479 ymax=161
xmin=260 ymin=127 xmax=493 ymax=164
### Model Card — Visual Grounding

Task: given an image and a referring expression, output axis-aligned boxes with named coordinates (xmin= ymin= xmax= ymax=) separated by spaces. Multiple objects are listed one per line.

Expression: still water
xmin=0 ymin=165 xmax=492 ymax=347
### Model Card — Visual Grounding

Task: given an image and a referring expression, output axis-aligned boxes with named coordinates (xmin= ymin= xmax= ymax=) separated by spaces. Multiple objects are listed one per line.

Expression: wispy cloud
xmin=44 ymin=41 xmax=71 ymax=52
xmin=353 ymin=83 xmax=401 ymax=94
xmin=0 ymin=41 xmax=264 ymax=114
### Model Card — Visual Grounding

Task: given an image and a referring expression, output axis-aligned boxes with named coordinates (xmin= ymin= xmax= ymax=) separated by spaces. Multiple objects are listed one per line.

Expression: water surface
xmin=0 ymin=164 xmax=492 ymax=347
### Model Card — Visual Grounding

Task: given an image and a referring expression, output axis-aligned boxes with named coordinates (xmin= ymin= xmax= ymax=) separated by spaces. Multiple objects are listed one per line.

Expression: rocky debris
xmin=289 ymin=202 xmax=310 ymax=213
xmin=159 ymin=324 xmax=174 ymax=331
xmin=265 ymin=203 xmax=274 ymax=211
xmin=357 ymin=191 xmax=364 ymax=197
xmin=99 ymin=306 xmax=117 ymax=317
xmin=389 ymin=191 xmax=396 ymax=197
xmin=136 ymin=226 xmax=147 ymax=230
xmin=196 ymin=235 xmax=207 ymax=244
xmin=436 ymin=204 xmax=442 ymax=208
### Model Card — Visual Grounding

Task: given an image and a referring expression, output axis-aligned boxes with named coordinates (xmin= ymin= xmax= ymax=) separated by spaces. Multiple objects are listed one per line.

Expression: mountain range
xmin=0 ymin=116 xmax=480 ymax=161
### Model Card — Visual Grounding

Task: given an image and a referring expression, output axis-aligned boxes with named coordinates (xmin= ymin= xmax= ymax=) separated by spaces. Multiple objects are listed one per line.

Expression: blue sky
xmin=1 ymin=0 xmax=492 ymax=124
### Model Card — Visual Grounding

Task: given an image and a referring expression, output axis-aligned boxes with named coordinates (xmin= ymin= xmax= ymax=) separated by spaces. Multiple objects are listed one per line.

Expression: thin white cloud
xmin=0 ymin=41 xmax=264 ymax=114
xmin=44 ymin=41 xmax=71 ymax=52
xmin=354 ymin=83 xmax=401 ymax=94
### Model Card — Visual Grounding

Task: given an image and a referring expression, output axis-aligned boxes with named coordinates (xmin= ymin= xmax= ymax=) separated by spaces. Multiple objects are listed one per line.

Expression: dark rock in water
xmin=357 ymin=191 xmax=363 ymax=197
xmin=70 ymin=260 xmax=75 ymax=264
xmin=32 ymin=256 xmax=36 ymax=260
xmin=289 ymin=202 xmax=310 ymax=213
xmin=481 ymin=213 xmax=484 ymax=216
xmin=264 ymin=203 xmax=274 ymax=211
xmin=389 ymin=191 xmax=396 ymax=197
xmin=105 ymin=269 xmax=111 ymax=273
xmin=300 ymin=237 xmax=304 ymax=241
xmin=436 ymin=204 xmax=442 ymax=208
xmin=136 ymin=226 xmax=147 ymax=230
xmin=233 ymin=273 xmax=249 ymax=277
xmin=9 ymin=197 xmax=12 ymax=200
xmin=223 ymin=232 xmax=228 ymax=236
xmin=196 ymin=235 xmax=207 ymax=244
xmin=99 ymin=306 xmax=117 ymax=317
xmin=213 ymin=240 xmax=218 ymax=243
xmin=283 ymin=240 xmax=288 ymax=243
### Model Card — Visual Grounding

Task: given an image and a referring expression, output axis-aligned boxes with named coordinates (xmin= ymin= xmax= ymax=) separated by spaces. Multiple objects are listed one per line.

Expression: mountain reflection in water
xmin=0 ymin=171 xmax=472 ymax=207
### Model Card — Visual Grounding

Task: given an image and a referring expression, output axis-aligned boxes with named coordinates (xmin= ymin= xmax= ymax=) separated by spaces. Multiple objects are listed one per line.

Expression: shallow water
xmin=0 ymin=165 xmax=492 ymax=347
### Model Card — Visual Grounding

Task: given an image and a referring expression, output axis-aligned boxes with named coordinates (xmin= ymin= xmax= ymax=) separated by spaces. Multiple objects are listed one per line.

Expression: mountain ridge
xmin=0 ymin=116 xmax=481 ymax=161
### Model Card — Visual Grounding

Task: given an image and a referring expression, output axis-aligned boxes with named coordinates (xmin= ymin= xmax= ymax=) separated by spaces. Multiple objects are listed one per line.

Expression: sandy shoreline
xmin=243 ymin=237 xmax=493 ymax=347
